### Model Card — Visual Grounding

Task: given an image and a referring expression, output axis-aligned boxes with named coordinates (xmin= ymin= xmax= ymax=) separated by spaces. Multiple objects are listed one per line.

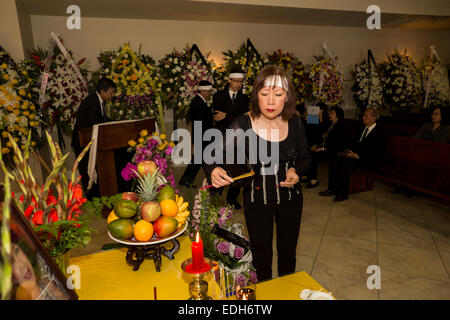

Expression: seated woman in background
xmin=301 ymin=102 xmax=331 ymax=187
xmin=307 ymin=106 xmax=350 ymax=190
xmin=413 ymin=105 xmax=450 ymax=144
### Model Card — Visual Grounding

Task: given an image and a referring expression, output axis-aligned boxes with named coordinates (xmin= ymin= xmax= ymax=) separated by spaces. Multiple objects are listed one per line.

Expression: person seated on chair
xmin=309 ymin=106 xmax=351 ymax=191
xmin=413 ymin=105 xmax=450 ymax=144
xmin=319 ymin=107 xmax=384 ymax=202
xmin=179 ymin=80 xmax=214 ymax=188
xmin=302 ymin=102 xmax=331 ymax=188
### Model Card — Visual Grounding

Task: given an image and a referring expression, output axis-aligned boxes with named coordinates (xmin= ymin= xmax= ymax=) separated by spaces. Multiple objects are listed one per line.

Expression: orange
xmin=107 ymin=210 xmax=119 ymax=224
xmin=134 ymin=220 xmax=154 ymax=242
xmin=160 ymin=198 xmax=178 ymax=217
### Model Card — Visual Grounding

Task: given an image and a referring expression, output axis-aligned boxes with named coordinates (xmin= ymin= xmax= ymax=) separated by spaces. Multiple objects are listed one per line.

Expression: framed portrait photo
xmin=0 ymin=198 xmax=78 ymax=300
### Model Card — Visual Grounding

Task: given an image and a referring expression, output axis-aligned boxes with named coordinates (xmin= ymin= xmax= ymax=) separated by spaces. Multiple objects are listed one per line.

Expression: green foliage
xmin=82 ymin=193 xmax=124 ymax=217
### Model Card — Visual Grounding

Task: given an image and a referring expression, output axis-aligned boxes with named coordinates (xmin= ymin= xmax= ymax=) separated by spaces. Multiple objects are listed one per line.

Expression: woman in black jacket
xmin=302 ymin=103 xmax=331 ymax=188
xmin=311 ymin=106 xmax=351 ymax=195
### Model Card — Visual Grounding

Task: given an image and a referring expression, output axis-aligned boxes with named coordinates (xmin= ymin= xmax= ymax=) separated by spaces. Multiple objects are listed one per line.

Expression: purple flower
xmin=121 ymin=163 xmax=138 ymax=181
xmin=235 ymin=274 xmax=248 ymax=287
xmin=216 ymin=241 xmax=230 ymax=254
xmin=218 ymin=216 xmax=226 ymax=228
xmin=165 ymin=146 xmax=173 ymax=156
xmin=234 ymin=246 xmax=245 ymax=259
xmin=249 ymin=271 xmax=258 ymax=283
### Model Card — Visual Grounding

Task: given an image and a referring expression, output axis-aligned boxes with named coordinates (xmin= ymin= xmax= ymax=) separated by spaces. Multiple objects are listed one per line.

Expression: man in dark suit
xmin=210 ymin=67 xmax=250 ymax=209
xmin=319 ymin=107 xmax=384 ymax=202
xmin=71 ymin=78 xmax=116 ymax=199
xmin=179 ymin=80 xmax=214 ymax=188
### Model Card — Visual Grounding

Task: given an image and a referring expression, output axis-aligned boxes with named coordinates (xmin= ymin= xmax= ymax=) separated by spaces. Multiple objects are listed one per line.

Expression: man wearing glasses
xmin=210 ymin=66 xmax=250 ymax=209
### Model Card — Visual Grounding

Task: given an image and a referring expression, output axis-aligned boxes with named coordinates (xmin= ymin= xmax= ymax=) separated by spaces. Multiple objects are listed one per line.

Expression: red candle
xmin=191 ymin=232 xmax=204 ymax=271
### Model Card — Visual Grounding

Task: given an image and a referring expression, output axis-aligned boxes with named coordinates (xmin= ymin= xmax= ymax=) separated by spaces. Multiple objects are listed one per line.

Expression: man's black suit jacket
xmin=188 ymin=95 xmax=214 ymax=146
xmin=71 ymin=92 xmax=106 ymax=152
xmin=212 ymin=86 xmax=249 ymax=132
xmin=352 ymin=124 xmax=385 ymax=172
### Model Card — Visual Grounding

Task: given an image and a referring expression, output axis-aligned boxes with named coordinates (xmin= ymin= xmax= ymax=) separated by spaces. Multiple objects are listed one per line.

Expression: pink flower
xmin=234 ymin=246 xmax=245 ymax=259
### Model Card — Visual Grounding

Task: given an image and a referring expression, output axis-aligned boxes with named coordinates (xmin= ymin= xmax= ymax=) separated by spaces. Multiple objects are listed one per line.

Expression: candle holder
xmin=181 ymin=258 xmax=213 ymax=300
xmin=236 ymin=282 xmax=256 ymax=300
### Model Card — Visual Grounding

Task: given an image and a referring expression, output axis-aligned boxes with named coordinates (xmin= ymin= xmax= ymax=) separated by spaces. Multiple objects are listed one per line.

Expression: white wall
xmin=0 ymin=0 xmax=26 ymax=61
xmin=29 ymin=14 xmax=450 ymax=122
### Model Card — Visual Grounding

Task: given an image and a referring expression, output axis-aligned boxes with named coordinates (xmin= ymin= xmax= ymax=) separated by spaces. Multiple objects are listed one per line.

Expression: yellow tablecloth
xmin=70 ymin=236 xmax=328 ymax=300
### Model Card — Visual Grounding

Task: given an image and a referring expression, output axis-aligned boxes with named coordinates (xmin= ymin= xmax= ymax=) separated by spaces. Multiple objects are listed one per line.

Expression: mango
xmin=108 ymin=219 xmax=134 ymax=239
xmin=114 ymin=199 xmax=138 ymax=218
xmin=157 ymin=185 xmax=175 ymax=203
xmin=153 ymin=216 xmax=178 ymax=238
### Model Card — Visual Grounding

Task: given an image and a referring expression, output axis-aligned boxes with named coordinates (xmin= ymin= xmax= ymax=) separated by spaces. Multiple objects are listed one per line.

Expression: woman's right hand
xmin=211 ymin=167 xmax=234 ymax=188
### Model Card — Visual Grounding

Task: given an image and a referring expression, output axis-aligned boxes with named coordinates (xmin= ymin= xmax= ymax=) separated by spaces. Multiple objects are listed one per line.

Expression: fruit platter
xmin=105 ymin=163 xmax=191 ymax=271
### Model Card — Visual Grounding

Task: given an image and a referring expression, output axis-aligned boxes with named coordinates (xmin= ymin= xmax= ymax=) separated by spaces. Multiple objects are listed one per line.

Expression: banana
xmin=175 ymin=194 xmax=179 ymax=202
xmin=179 ymin=202 xmax=189 ymax=212
xmin=177 ymin=211 xmax=190 ymax=218
xmin=177 ymin=196 xmax=184 ymax=206
xmin=175 ymin=217 xmax=186 ymax=225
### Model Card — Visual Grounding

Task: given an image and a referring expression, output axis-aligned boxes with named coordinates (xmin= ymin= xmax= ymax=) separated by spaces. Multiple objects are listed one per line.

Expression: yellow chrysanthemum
xmin=6 ymin=142 xmax=12 ymax=148
xmin=3 ymin=74 xmax=10 ymax=81
xmin=140 ymin=129 xmax=148 ymax=137
xmin=2 ymin=147 xmax=10 ymax=154
xmin=19 ymin=89 xmax=26 ymax=96
xmin=13 ymin=109 xmax=19 ymax=116
xmin=152 ymin=131 xmax=159 ymax=136
xmin=20 ymin=145 xmax=25 ymax=150
xmin=159 ymin=133 xmax=166 ymax=140
xmin=29 ymin=105 xmax=35 ymax=110
xmin=169 ymin=142 xmax=175 ymax=148
xmin=2 ymin=131 xmax=8 ymax=138
xmin=128 ymin=139 xmax=137 ymax=147
xmin=22 ymin=70 xmax=28 ymax=75
xmin=31 ymin=141 xmax=36 ymax=147
xmin=138 ymin=137 xmax=144 ymax=144
xmin=1 ymin=63 xmax=7 ymax=69
xmin=28 ymin=114 xmax=35 ymax=120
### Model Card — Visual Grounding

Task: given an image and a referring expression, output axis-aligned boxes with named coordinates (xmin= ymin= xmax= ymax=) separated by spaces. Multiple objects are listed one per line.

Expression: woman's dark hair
xmin=249 ymin=65 xmax=296 ymax=121
xmin=95 ymin=78 xmax=116 ymax=93
xmin=431 ymin=105 xmax=449 ymax=126
xmin=330 ymin=106 xmax=344 ymax=123
xmin=317 ymin=102 xmax=330 ymax=124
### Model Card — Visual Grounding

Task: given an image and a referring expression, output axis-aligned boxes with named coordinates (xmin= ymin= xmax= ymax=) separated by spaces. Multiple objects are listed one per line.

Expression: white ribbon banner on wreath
xmin=38 ymin=31 xmax=88 ymax=110
xmin=423 ymin=45 xmax=441 ymax=109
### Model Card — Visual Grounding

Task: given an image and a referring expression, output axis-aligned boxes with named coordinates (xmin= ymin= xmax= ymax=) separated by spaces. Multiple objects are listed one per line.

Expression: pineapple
xmin=134 ymin=169 xmax=160 ymax=202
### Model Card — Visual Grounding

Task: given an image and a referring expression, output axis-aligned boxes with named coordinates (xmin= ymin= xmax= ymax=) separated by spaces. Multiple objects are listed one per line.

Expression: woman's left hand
xmin=279 ymin=167 xmax=299 ymax=188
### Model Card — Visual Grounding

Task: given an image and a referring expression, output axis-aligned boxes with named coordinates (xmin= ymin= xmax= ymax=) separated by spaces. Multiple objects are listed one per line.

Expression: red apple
xmin=140 ymin=201 xmax=161 ymax=222
xmin=121 ymin=192 xmax=139 ymax=203
xmin=137 ymin=160 xmax=157 ymax=177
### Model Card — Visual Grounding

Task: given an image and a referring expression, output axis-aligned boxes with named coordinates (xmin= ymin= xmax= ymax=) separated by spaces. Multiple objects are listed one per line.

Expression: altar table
xmin=70 ymin=236 xmax=330 ymax=300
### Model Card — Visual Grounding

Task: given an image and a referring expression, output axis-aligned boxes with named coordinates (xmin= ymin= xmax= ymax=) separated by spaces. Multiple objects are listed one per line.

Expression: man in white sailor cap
xmin=210 ymin=66 xmax=250 ymax=209
xmin=179 ymin=80 xmax=214 ymax=188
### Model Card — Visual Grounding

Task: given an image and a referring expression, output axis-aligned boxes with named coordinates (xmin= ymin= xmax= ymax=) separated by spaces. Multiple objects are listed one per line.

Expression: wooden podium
xmin=79 ymin=118 xmax=156 ymax=197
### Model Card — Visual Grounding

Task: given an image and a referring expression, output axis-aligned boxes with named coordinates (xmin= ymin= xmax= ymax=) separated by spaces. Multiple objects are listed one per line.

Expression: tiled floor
xmin=72 ymin=162 xmax=450 ymax=300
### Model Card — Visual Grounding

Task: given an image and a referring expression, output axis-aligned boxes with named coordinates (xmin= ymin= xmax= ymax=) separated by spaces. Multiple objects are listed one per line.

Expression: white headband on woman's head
xmin=263 ymin=75 xmax=289 ymax=91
